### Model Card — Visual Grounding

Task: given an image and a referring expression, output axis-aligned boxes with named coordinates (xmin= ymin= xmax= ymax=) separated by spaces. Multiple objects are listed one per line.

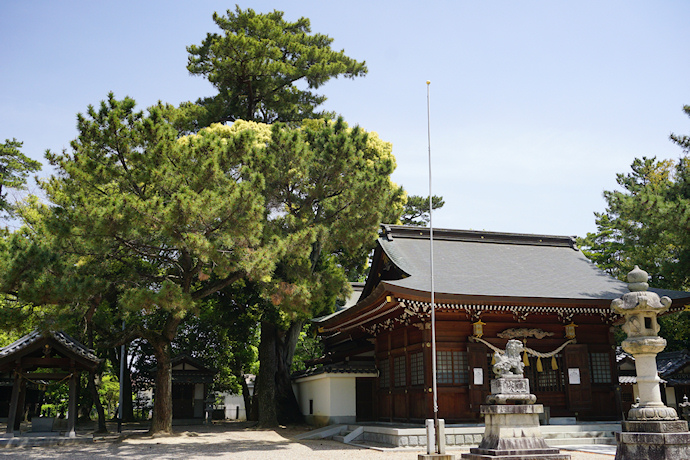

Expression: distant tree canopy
xmin=187 ymin=6 xmax=367 ymax=126
xmin=580 ymin=105 xmax=690 ymax=351
xmin=400 ymin=194 xmax=445 ymax=226
xmin=0 ymin=139 xmax=41 ymax=216
xmin=579 ymin=106 xmax=690 ymax=290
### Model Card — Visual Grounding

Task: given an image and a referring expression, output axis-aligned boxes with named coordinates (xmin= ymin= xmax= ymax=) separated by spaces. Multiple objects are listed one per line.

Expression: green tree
xmin=580 ymin=105 xmax=690 ymax=351
xmin=0 ymin=139 xmax=41 ymax=216
xmin=34 ymin=94 xmax=278 ymax=434
xmin=187 ymin=6 xmax=367 ymax=126
xmin=220 ymin=118 xmax=403 ymax=426
xmin=579 ymin=157 xmax=678 ymax=286
xmin=399 ymin=194 xmax=445 ymax=226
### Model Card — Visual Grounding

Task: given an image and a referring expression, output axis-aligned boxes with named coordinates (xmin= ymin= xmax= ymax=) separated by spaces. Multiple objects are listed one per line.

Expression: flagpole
xmin=426 ymin=80 xmax=440 ymax=454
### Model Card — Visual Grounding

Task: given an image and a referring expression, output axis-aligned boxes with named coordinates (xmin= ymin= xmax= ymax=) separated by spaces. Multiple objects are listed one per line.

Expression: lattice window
xmin=394 ymin=355 xmax=406 ymax=387
xmin=590 ymin=352 xmax=612 ymax=384
xmin=454 ymin=351 xmax=469 ymax=384
xmin=525 ymin=355 xmax=564 ymax=392
xmin=436 ymin=350 xmax=468 ymax=384
xmin=410 ymin=352 xmax=424 ymax=386
xmin=379 ymin=359 xmax=390 ymax=388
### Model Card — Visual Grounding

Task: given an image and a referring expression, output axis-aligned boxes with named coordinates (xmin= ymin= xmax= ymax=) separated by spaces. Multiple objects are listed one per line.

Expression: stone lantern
xmin=611 ymin=266 xmax=690 ymax=460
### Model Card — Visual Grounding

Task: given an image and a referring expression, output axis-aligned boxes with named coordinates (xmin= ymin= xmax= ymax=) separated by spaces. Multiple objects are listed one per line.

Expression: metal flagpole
xmin=426 ymin=80 xmax=440 ymax=454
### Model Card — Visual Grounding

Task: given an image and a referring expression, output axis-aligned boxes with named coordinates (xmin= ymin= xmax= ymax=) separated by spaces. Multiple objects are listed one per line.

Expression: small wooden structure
xmin=168 ymin=354 xmax=215 ymax=419
xmin=0 ymin=330 xmax=101 ymax=437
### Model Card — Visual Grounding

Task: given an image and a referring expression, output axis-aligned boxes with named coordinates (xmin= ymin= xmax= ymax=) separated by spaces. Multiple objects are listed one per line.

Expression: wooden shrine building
xmin=149 ymin=354 xmax=216 ymax=420
xmin=169 ymin=354 xmax=215 ymax=419
xmin=311 ymin=225 xmax=690 ymax=424
xmin=0 ymin=330 xmax=101 ymax=436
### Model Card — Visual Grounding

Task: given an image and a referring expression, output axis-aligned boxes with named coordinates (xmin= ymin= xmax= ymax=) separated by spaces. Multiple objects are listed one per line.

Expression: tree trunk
xmin=85 ymin=312 xmax=107 ymax=432
xmin=79 ymin=375 xmax=94 ymax=421
xmin=123 ymin=358 xmax=134 ymax=422
xmin=238 ymin=371 xmax=252 ymax=421
xmin=256 ymin=320 xmax=305 ymax=426
xmin=256 ymin=321 xmax=278 ymax=427
xmin=150 ymin=339 xmax=173 ymax=434
xmin=275 ymin=320 xmax=304 ymax=424
xmin=88 ymin=371 xmax=108 ymax=433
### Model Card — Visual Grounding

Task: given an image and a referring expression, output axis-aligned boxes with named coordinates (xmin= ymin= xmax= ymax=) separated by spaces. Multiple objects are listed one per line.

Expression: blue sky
xmin=2 ymin=1 xmax=689 ymax=238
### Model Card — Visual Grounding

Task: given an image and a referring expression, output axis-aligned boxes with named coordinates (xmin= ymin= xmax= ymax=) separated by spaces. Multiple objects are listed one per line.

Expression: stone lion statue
xmin=492 ymin=339 xmax=525 ymax=377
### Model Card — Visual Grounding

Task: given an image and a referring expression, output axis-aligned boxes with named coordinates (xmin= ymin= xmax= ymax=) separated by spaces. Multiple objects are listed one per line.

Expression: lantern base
xmin=615 ymin=419 xmax=690 ymax=460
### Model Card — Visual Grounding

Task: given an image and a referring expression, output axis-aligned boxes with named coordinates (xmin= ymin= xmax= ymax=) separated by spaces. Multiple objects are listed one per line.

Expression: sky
xmin=2 ymin=1 xmax=690 ymax=238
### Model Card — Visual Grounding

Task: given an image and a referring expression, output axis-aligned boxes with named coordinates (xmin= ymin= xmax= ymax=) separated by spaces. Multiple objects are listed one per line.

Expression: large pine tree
xmin=187 ymin=6 xmax=367 ymax=126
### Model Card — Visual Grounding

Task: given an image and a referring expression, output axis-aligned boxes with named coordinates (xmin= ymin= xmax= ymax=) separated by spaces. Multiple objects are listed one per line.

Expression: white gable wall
xmin=293 ymin=372 xmax=377 ymax=427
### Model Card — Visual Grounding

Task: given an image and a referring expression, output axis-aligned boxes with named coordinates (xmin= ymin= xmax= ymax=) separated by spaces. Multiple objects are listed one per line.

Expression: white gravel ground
xmin=0 ymin=423 xmax=615 ymax=460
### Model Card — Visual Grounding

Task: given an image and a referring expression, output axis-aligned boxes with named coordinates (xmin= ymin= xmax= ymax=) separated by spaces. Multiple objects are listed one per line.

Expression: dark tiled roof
xmin=616 ymin=347 xmax=634 ymax=363
xmin=657 ymin=349 xmax=690 ymax=376
xmin=0 ymin=330 xmax=100 ymax=364
xmin=292 ymin=363 xmax=377 ymax=380
xmin=375 ymin=225 xmax=690 ymax=301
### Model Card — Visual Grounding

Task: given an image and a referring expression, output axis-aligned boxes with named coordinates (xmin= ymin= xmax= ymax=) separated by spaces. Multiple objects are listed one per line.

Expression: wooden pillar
xmin=6 ymin=371 xmax=21 ymax=435
xmin=387 ymin=333 xmax=393 ymax=422
xmin=14 ymin=378 xmax=27 ymax=431
xmin=67 ymin=371 xmax=78 ymax=437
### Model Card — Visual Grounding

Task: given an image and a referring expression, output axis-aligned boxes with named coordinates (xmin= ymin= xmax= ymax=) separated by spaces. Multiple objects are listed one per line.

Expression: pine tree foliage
xmin=580 ymin=105 xmax=690 ymax=351
xmin=187 ymin=6 xmax=367 ymax=125
xmin=5 ymin=92 xmax=403 ymax=430
xmin=400 ymin=194 xmax=445 ymax=226
xmin=0 ymin=139 xmax=41 ymax=215
xmin=580 ymin=156 xmax=679 ymax=286
xmin=31 ymin=93 xmax=277 ymax=433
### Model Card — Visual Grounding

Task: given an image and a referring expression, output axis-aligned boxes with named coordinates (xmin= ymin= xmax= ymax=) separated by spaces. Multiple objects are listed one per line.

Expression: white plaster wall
xmin=194 ymin=384 xmax=204 ymax=399
xmin=223 ymin=392 xmax=247 ymax=420
xmin=296 ymin=376 xmax=330 ymax=419
xmin=329 ymin=377 xmax=356 ymax=418
xmin=293 ymin=372 xmax=376 ymax=425
xmin=665 ymin=386 xmax=677 ymax=408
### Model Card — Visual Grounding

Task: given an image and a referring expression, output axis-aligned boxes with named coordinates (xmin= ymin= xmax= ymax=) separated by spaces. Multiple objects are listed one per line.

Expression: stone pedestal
xmin=461 ymin=377 xmax=569 ymax=460
xmin=615 ymin=420 xmax=690 ymax=460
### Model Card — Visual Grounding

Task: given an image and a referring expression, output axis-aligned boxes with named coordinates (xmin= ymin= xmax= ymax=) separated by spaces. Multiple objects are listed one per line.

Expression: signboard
xmin=568 ymin=368 xmax=581 ymax=385
xmin=473 ymin=367 xmax=483 ymax=385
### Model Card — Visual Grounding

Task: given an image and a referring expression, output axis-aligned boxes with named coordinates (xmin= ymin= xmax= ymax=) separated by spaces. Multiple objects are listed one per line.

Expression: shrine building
xmin=295 ymin=225 xmax=690 ymax=425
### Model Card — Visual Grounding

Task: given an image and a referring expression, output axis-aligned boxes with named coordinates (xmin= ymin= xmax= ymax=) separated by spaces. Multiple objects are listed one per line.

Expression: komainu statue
xmin=492 ymin=339 xmax=524 ymax=377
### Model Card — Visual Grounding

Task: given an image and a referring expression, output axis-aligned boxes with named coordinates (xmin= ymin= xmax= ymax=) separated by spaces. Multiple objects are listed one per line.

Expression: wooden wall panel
xmin=409 ymin=391 xmax=426 ymax=420
xmin=378 ymin=392 xmax=390 ymax=419
xmin=437 ymin=389 xmax=470 ymax=421
xmin=368 ymin=310 xmax=619 ymax=422
xmin=407 ymin=327 xmax=423 ymax=344
xmin=591 ymin=387 xmax=618 ymax=419
xmin=393 ymin=393 xmax=407 ymax=419
xmin=391 ymin=330 xmax=405 ymax=350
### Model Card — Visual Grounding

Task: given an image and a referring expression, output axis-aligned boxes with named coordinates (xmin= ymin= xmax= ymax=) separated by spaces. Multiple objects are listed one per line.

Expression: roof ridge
xmin=380 ymin=224 xmax=577 ymax=248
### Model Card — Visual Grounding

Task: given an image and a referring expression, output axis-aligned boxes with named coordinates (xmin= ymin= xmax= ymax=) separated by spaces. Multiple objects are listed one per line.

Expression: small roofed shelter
xmin=0 ymin=330 xmax=101 ymax=437
xmin=312 ymin=225 xmax=690 ymax=424
xmin=168 ymin=354 xmax=216 ymax=419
